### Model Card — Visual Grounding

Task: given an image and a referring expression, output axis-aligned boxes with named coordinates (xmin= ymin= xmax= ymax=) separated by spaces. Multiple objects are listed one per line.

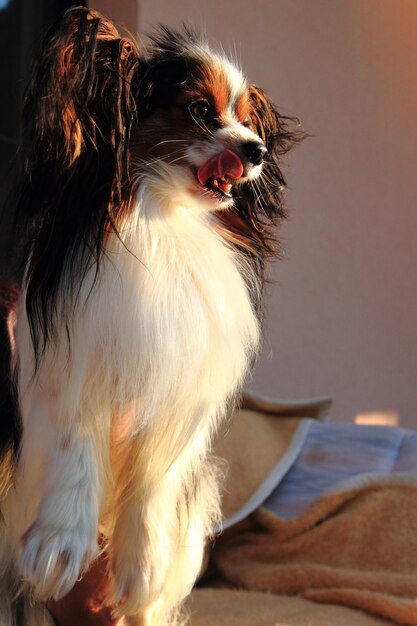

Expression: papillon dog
xmin=0 ymin=7 xmax=301 ymax=626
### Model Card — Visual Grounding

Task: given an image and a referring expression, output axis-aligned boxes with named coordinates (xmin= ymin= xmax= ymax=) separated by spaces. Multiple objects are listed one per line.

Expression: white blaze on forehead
xmin=190 ymin=40 xmax=247 ymax=109
xmin=213 ymin=55 xmax=249 ymax=124
xmin=212 ymin=54 xmax=247 ymax=110
xmin=220 ymin=56 xmax=247 ymax=102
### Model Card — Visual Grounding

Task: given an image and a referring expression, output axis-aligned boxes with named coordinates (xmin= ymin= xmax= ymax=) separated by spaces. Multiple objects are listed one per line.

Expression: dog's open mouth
xmin=197 ymin=150 xmax=243 ymax=200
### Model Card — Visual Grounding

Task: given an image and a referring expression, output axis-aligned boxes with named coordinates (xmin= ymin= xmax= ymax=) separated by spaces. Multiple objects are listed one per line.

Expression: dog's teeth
xmin=202 ymin=176 xmax=233 ymax=199
xmin=218 ymin=180 xmax=232 ymax=194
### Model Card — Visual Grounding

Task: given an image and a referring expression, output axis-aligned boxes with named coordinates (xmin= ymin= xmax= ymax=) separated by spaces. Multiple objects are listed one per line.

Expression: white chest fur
xmin=95 ymin=193 xmax=260 ymax=433
xmin=9 ymin=190 xmax=261 ymax=622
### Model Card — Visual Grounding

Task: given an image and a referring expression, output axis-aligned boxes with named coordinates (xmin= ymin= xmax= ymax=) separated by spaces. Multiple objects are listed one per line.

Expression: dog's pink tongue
xmin=197 ymin=150 xmax=243 ymax=186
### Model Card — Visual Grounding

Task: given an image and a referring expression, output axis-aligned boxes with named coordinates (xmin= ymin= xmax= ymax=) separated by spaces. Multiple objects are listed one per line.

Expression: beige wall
xmin=92 ymin=0 xmax=138 ymax=34
xmin=94 ymin=0 xmax=417 ymax=427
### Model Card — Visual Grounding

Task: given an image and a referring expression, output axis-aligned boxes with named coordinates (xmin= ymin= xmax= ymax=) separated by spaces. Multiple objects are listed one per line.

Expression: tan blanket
xmin=188 ymin=589 xmax=395 ymax=626
xmin=205 ymin=482 xmax=417 ymax=625
xmin=188 ymin=397 xmax=417 ymax=626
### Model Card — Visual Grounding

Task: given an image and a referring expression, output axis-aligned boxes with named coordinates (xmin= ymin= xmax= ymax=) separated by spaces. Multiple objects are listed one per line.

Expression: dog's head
xmin=17 ymin=8 xmax=302 ymax=360
xmin=134 ymin=28 xmax=303 ymax=246
xmin=135 ymin=27 xmax=269 ymax=211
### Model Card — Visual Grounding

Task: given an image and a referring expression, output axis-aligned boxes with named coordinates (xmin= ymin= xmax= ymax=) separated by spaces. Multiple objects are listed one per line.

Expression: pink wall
xmin=94 ymin=0 xmax=417 ymax=427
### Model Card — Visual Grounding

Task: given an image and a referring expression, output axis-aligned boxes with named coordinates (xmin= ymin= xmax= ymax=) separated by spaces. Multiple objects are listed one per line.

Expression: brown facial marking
xmin=133 ymin=59 xmax=238 ymax=169
xmin=194 ymin=61 xmax=231 ymax=118
xmin=235 ymin=92 xmax=250 ymax=123
xmin=248 ymin=85 xmax=274 ymax=145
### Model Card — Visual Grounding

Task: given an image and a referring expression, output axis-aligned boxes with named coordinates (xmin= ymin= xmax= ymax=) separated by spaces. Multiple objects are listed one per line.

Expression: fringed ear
xmin=238 ymin=85 xmax=305 ymax=243
xmin=223 ymin=85 xmax=305 ymax=252
xmin=248 ymin=85 xmax=300 ymax=158
xmin=15 ymin=7 xmax=141 ymax=366
xmin=216 ymin=85 xmax=304 ymax=313
xmin=22 ymin=6 xmax=140 ymax=215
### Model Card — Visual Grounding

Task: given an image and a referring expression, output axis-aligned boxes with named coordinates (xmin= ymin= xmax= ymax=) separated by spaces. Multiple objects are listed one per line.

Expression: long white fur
xmin=1 ymin=102 xmax=261 ymax=625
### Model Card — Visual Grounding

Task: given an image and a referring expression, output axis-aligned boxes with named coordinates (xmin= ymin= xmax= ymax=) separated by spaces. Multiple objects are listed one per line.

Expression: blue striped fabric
xmin=263 ymin=420 xmax=417 ymax=519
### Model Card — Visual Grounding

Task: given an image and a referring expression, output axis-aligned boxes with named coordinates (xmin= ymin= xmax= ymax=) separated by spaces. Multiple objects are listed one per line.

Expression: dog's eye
xmin=188 ymin=100 xmax=212 ymax=123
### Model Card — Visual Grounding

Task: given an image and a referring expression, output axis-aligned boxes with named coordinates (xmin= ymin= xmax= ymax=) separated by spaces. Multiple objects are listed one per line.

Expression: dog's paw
xmin=121 ymin=597 xmax=168 ymax=626
xmin=112 ymin=555 xmax=167 ymax=616
xmin=111 ymin=511 xmax=172 ymax=614
xmin=19 ymin=520 xmax=99 ymax=600
xmin=115 ymin=596 xmax=170 ymax=626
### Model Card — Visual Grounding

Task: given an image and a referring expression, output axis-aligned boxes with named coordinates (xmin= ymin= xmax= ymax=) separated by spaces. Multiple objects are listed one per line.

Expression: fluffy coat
xmin=0 ymin=8 xmax=300 ymax=625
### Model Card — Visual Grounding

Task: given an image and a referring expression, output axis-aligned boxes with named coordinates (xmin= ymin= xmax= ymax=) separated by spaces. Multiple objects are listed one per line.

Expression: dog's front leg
xmin=110 ymin=428 xmax=216 ymax=626
xmin=18 ymin=383 xmax=102 ymax=601
xmin=111 ymin=436 xmax=177 ymax=625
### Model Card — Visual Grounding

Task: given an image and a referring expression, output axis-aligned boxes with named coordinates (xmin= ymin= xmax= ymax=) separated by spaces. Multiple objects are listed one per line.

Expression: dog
xmin=0 ymin=7 xmax=300 ymax=625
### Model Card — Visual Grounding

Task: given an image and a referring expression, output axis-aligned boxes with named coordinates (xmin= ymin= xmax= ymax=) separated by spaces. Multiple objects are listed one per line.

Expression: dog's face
xmin=134 ymin=36 xmax=269 ymax=210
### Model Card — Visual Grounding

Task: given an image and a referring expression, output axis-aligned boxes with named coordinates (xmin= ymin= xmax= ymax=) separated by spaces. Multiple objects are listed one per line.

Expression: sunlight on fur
xmin=0 ymin=6 xmax=302 ymax=625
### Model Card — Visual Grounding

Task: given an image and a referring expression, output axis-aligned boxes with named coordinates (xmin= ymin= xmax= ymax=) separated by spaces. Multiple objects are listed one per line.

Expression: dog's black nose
xmin=244 ymin=141 xmax=268 ymax=166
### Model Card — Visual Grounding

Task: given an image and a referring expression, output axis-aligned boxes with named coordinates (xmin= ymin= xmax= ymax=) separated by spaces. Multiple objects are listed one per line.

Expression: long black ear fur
xmin=13 ymin=7 xmax=140 ymax=367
